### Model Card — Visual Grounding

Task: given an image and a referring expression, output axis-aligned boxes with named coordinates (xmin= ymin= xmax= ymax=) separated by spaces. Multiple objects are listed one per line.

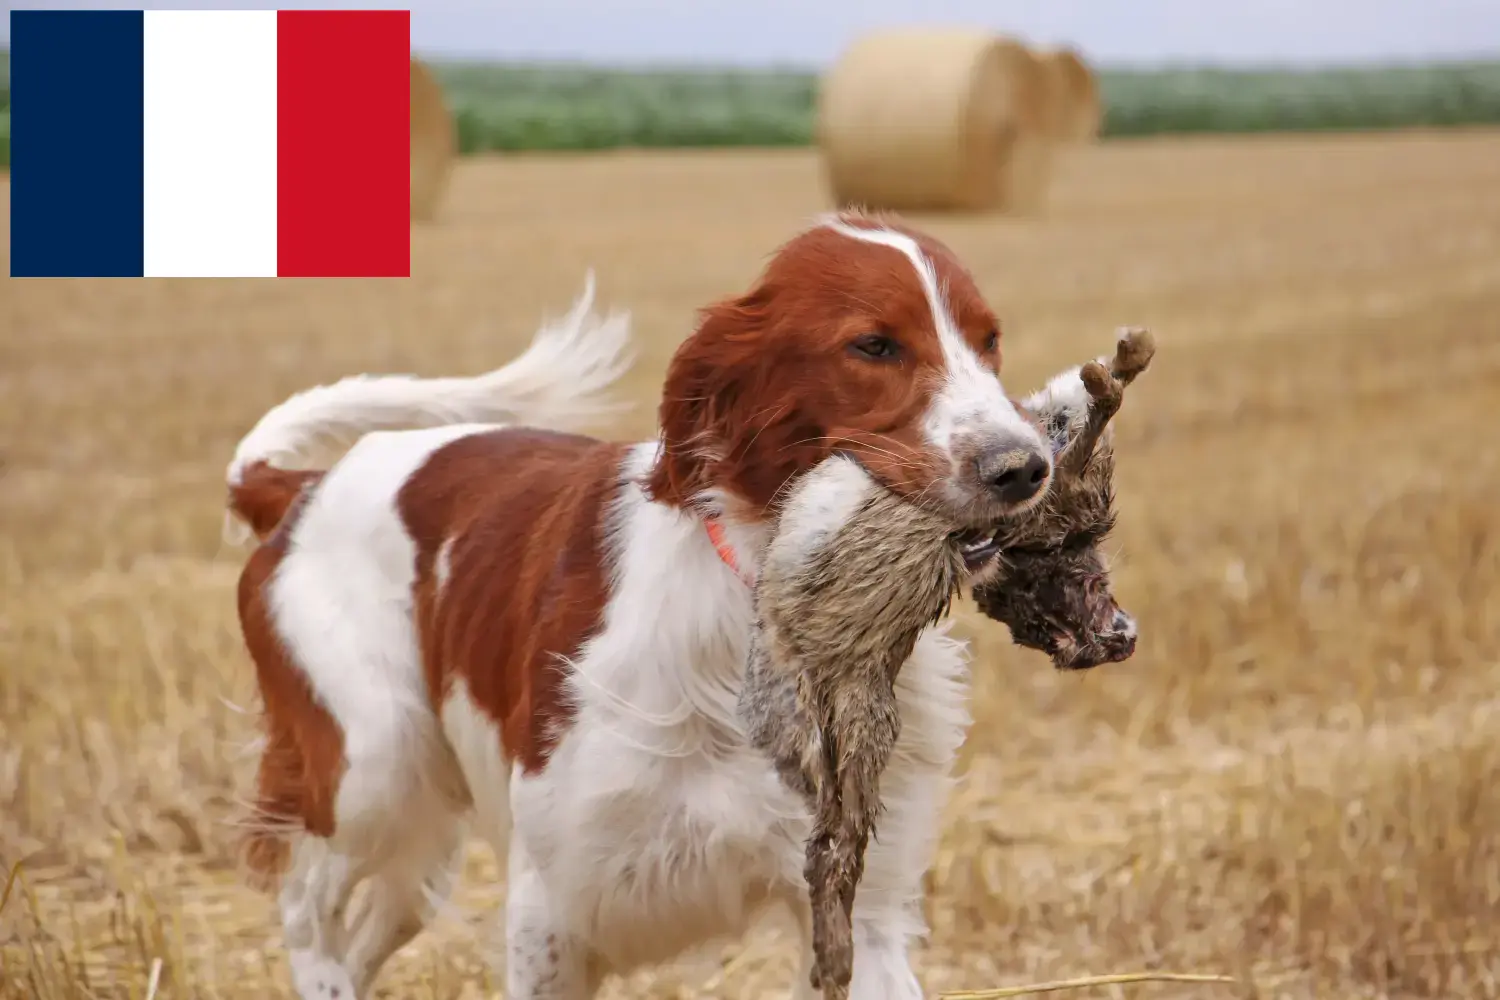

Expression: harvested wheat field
xmin=4 ymin=129 xmax=1500 ymax=999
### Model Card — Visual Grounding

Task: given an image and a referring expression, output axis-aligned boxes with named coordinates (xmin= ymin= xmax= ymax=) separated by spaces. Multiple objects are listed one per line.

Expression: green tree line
xmin=2 ymin=53 xmax=1499 ymax=168
xmin=433 ymin=60 xmax=1500 ymax=153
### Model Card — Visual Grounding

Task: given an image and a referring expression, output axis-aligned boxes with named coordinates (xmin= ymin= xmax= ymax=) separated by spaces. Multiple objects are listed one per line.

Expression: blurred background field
xmin=5 ymin=7 xmax=1500 ymax=999
xmin=6 ymin=51 xmax=1500 ymax=162
xmin=4 ymin=129 xmax=1500 ymax=998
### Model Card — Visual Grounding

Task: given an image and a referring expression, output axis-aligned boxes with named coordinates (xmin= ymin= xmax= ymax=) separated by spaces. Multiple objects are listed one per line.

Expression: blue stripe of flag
xmin=10 ymin=10 xmax=146 ymax=278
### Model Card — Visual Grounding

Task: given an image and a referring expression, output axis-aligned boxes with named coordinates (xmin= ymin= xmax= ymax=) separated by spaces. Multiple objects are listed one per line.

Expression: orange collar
xmin=704 ymin=517 xmax=755 ymax=587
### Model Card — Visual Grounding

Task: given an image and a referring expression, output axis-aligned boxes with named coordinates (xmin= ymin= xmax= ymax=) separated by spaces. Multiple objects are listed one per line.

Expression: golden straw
xmin=940 ymin=971 xmax=1237 ymax=999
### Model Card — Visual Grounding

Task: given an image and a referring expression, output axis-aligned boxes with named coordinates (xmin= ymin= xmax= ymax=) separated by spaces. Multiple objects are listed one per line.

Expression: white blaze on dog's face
xmin=816 ymin=217 xmax=1054 ymax=526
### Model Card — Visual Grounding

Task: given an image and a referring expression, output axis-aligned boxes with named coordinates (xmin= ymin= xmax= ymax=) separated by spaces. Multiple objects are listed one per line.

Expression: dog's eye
xmin=850 ymin=333 xmax=901 ymax=361
xmin=984 ymin=329 xmax=1000 ymax=353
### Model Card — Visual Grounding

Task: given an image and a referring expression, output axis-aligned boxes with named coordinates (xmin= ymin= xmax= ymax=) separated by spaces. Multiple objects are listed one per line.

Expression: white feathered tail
xmin=223 ymin=271 xmax=634 ymax=544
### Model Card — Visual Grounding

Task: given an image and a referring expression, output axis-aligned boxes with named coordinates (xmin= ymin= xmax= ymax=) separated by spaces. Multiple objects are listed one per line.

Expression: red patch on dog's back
xmin=398 ymin=429 xmax=627 ymax=773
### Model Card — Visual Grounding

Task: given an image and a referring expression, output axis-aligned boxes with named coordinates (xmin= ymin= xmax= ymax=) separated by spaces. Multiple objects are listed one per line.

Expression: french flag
xmin=10 ymin=8 xmax=411 ymax=278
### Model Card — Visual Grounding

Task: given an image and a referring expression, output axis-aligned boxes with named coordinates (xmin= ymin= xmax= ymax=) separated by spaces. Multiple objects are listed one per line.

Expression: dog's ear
xmin=645 ymin=296 xmax=751 ymax=511
xmin=644 ymin=289 xmax=826 ymax=515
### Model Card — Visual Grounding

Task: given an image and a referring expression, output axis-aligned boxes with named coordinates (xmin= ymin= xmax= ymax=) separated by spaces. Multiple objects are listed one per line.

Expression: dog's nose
xmin=983 ymin=450 xmax=1050 ymax=506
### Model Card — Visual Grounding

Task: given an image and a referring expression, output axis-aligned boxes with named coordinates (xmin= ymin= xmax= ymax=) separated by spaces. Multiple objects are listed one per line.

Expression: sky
xmin=6 ymin=0 xmax=1500 ymax=68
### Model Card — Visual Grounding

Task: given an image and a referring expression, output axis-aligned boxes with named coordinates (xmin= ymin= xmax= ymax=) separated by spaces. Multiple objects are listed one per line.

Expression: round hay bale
xmin=1035 ymin=46 xmax=1101 ymax=142
xmin=816 ymin=28 xmax=1055 ymax=214
xmin=1033 ymin=47 xmax=1075 ymax=141
xmin=998 ymin=40 xmax=1058 ymax=214
xmin=410 ymin=58 xmax=456 ymax=223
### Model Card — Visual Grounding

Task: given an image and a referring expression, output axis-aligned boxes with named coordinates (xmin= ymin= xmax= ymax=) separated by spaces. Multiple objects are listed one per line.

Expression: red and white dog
xmin=226 ymin=212 xmax=1054 ymax=999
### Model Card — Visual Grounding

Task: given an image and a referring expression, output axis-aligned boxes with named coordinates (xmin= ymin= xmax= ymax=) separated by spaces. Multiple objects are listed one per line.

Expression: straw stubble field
xmin=3 ymin=129 xmax=1500 ymax=999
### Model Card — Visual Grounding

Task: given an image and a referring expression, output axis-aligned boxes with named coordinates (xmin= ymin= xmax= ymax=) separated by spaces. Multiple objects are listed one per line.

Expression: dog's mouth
xmin=953 ymin=527 xmax=1002 ymax=572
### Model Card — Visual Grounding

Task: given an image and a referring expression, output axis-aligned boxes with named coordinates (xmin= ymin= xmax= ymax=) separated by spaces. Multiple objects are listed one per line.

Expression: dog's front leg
xmin=505 ymin=839 xmax=600 ymax=1000
xmin=845 ymin=911 xmax=923 ymax=1000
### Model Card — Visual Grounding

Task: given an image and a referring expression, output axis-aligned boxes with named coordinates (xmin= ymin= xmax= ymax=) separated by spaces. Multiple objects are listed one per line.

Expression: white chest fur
xmin=501 ymin=482 xmax=973 ymax=976
xmin=455 ymin=450 xmax=977 ymax=984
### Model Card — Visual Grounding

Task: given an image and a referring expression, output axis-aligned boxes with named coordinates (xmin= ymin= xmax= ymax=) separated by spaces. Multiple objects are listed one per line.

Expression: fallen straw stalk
xmin=0 ymin=858 xmax=22 ymax=915
xmin=145 ymin=957 xmax=165 ymax=1000
xmin=939 ymin=971 xmax=1238 ymax=999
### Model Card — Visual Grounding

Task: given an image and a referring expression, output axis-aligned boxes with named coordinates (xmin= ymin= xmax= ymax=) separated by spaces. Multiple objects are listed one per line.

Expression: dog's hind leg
xmin=341 ymin=815 xmax=465 ymax=998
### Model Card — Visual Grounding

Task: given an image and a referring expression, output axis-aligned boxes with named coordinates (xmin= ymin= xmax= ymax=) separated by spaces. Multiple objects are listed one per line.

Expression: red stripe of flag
xmin=277 ymin=9 xmax=410 ymax=278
